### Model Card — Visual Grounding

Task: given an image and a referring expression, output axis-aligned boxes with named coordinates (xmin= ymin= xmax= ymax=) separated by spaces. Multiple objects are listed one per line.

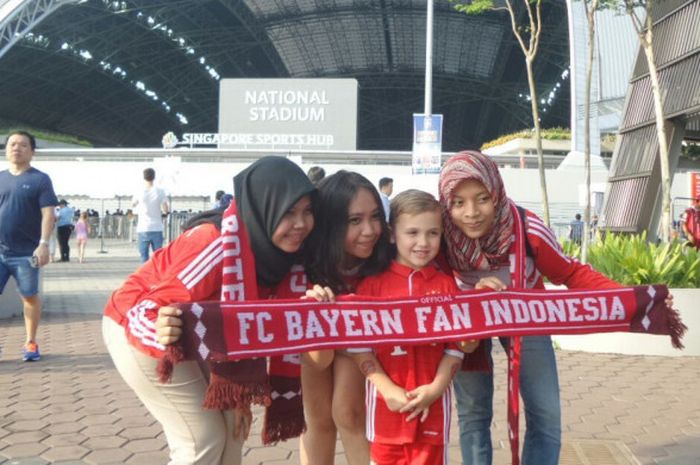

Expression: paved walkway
xmin=1 ymin=240 xmax=699 ymax=465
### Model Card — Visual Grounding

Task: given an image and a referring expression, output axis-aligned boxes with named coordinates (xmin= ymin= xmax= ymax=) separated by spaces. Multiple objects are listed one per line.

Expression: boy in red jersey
xmin=350 ymin=189 xmax=477 ymax=465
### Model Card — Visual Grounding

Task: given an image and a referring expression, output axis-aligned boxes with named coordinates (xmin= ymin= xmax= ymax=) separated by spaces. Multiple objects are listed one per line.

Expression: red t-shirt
xmin=685 ymin=207 xmax=700 ymax=243
xmin=355 ymin=261 xmax=463 ymax=445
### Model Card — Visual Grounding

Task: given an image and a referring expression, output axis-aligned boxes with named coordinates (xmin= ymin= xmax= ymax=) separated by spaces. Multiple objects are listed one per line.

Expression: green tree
xmin=580 ymin=0 xmax=600 ymax=264
xmin=452 ymin=0 xmax=550 ymax=226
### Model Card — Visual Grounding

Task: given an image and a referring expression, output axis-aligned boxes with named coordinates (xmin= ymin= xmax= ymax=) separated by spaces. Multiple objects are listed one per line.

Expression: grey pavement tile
xmin=45 ymin=423 xmax=84 ymax=435
xmin=124 ymin=451 xmax=168 ymax=465
xmin=49 ymin=394 xmax=80 ymax=406
xmin=78 ymin=425 xmax=123 ymax=439
xmin=244 ymin=445 xmax=292 ymax=463
xmin=82 ymin=447 xmax=132 ymax=465
xmin=104 ymin=398 xmax=135 ymax=411
xmin=111 ymin=407 xmax=150 ymax=419
xmin=3 ymin=422 xmax=49 ymax=434
xmin=1 ymin=432 xmax=48 ymax=445
xmin=1 ymin=459 xmax=49 ymax=465
xmin=40 ymin=445 xmax=90 ymax=462
xmin=121 ymin=438 xmax=166 ymax=454
xmin=113 ymin=416 xmax=155 ymax=429
xmin=42 ymin=433 xmax=88 ymax=447
xmin=680 ymin=423 xmax=700 ymax=435
xmin=42 ymin=412 xmax=84 ymax=424
xmin=0 ymin=443 xmax=50 ymax=459
xmin=73 ymin=406 xmax=111 ymax=418
xmin=3 ymin=411 xmax=49 ymax=423
xmin=80 ymin=436 xmax=127 ymax=450
xmin=116 ymin=425 xmax=162 ymax=441
xmin=78 ymin=415 xmax=119 ymax=427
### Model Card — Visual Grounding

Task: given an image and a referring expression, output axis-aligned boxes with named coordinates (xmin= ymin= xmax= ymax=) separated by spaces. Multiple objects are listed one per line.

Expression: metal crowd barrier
xmin=85 ymin=212 xmax=198 ymax=244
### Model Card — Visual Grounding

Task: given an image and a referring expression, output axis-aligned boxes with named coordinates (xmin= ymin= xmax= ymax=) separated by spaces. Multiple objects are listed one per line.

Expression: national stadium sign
xmin=216 ymin=78 xmax=358 ymax=151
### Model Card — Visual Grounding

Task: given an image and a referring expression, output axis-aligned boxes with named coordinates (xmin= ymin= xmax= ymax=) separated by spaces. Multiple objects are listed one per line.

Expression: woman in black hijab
xmin=103 ymin=156 xmax=315 ymax=465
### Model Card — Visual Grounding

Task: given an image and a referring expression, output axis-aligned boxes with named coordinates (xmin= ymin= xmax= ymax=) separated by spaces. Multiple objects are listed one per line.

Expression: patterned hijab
xmin=439 ymin=150 xmax=514 ymax=271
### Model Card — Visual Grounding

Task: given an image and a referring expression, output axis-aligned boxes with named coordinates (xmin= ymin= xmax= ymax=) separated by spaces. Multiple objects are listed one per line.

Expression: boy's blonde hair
xmin=389 ymin=189 xmax=441 ymax=228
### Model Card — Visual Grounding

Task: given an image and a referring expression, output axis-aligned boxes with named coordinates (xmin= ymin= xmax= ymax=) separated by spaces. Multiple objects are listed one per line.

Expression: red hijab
xmin=439 ymin=150 xmax=514 ymax=272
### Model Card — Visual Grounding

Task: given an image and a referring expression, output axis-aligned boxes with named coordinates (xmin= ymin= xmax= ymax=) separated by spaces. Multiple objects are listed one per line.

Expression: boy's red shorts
xmin=370 ymin=442 xmax=445 ymax=465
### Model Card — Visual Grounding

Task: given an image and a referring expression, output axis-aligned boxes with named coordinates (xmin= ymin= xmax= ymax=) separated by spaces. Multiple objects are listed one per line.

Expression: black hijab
xmin=233 ymin=156 xmax=315 ymax=288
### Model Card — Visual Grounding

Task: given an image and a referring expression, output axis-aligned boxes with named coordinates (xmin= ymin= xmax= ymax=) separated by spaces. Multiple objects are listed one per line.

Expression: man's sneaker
xmin=22 ymin=342 xmax=40 ymax=361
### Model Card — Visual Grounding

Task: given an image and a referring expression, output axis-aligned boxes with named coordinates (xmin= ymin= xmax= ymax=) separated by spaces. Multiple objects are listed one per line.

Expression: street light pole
xmin=424 ymin=0 xmax=434 ymax=119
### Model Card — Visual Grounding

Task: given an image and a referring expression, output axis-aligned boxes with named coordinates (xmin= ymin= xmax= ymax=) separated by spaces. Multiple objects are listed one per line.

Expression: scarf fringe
xmin=260 ymin=374 xmax=305 ymax=445
xmin=667 ymin=306 xmax=688 ymax=350
xmin=202 ymin=371 xmax=272 ymax=410
xmin=156 ymin=344 xmax=185 ymax=383
xmin=261 ymin=410 xmax=306 ymax=445
xmin=461 ymin=342 xmax=491 ymax=372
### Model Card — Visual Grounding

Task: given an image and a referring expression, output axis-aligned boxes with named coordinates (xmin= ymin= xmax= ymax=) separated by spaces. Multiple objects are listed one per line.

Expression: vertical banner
xmin=412 ymin=114 xmax=443 ymax=175
xmin=690 ymin=172 xmax=700 ymax=201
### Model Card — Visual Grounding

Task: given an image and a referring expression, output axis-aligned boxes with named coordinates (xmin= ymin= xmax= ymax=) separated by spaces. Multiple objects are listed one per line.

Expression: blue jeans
xmin=454 ymin=336 xmax=561 ymax=465
xmin=0 ymin=254 xmax=39 ymax=296
xmin=138 ymin=231 xmax=163 ymax=263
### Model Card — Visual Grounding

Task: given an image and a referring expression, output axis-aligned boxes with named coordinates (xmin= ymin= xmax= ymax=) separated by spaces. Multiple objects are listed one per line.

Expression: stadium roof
xmin=0 ymin=0 xmax=570 ymax=150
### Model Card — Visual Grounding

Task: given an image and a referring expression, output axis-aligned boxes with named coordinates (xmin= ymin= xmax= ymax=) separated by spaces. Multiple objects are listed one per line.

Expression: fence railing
xmin=84 ymin=212 xmax=198 ymax=243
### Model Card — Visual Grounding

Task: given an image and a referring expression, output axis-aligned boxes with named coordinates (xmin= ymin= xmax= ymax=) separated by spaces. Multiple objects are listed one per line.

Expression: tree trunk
xmin=582 ymin=0 xmax=598 ymax=263
xmin=641 ymin=21 xmax=671 ymax=242
xmin=526 ymin=57 xmax=550 ymax=227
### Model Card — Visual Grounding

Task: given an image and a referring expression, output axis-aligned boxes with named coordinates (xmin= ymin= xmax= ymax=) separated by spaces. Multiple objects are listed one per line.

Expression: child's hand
xmin=304 ymin=284 xmax=336 ymax=302
xmin=381 ymin=384 xmax=410 ymax=412
xmin=458 ymin=339 xmax=480 ymax=353
xmin=400 ymin=383 xmax=442 ymax=421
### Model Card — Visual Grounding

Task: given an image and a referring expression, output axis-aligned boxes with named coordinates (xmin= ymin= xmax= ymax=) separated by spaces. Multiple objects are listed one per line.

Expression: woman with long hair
xmin=300 ymin=170 xmax=392 ymax=465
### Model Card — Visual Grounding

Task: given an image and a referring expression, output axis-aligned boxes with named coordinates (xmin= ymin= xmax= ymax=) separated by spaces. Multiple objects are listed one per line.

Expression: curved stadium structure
xmin=0 ymin=0 xmax=570 ymax=150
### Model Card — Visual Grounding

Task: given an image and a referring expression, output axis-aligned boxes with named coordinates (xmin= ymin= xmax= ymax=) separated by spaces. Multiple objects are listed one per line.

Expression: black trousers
xmin=57 ymin=225 xmax=72 ymax=261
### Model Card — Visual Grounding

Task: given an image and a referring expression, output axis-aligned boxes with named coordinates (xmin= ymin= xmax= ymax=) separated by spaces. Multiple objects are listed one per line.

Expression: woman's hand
xmin=232 ymin=405 xmax=253 ymax=440
xmin=475 ymin=276 xmax=507 ymax=291
xmin=156 ymin=306 xmax=183 ymax=345
xmin=305 ymin=284 xmax=336 ymax=302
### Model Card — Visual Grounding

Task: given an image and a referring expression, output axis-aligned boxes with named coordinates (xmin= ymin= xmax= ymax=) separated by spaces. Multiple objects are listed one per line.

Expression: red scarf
xmin=507 ymin=202 xmax=525 ymax=465
xmin=157 ymin=201 xmax=306 ymax=444
xmin=171 ymin=284 xmax=685 ymax=358
xmin=165 ymin=265 xmax=685 ymax=456
xmin=437 ymin=151 xmax=537 ymax=464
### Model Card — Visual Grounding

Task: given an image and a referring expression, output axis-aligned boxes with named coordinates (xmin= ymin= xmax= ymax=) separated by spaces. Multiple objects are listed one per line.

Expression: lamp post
xmin=424 ymin=0 xmax=434 ymax=119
